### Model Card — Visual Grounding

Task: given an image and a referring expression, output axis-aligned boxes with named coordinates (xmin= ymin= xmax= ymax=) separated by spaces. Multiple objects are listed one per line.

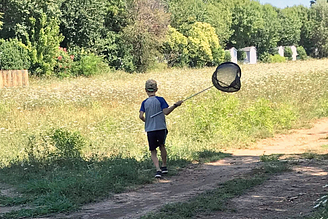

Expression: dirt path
xmin=36 ymin=118 xmax=328 ymax=219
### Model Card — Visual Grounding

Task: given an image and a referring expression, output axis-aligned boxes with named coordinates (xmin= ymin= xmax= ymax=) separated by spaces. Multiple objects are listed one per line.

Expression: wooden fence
xmin=0 ymin=70 xmax=29 ymax=88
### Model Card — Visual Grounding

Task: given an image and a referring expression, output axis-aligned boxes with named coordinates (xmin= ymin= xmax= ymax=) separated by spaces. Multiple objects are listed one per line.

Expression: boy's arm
xmin=163 ymin=100 xmax=183 ymax=116
xmin=139 ymin=111 xmax=145 ymax=122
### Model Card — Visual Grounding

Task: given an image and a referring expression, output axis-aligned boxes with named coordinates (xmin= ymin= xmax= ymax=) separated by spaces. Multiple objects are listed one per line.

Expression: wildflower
xmin=58 ymin=56 xmax=63 ymax=61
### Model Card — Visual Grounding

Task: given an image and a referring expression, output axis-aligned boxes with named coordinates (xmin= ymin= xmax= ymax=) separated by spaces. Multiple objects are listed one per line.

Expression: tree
xmin=310 ymin=0 xmax=328 ymax=57
xmin=19 ymin=13 xmax=64 ymax=75
xmin=229 ymin=1 xmax=263 ymax=49
xmin=59 ymin=0 xmax=107 ymax=49
xmin=0 ymin=0 xmax=62 ymax=40
xmin=167 ymin=0 xmax=233 ymax=46
xmin=278 ymin=7 xmax=302 ymax=46
xmin=121 ymin=0 xmax=170 ymax=72
xmin=186 ymin=22 xmax=224 ymax=67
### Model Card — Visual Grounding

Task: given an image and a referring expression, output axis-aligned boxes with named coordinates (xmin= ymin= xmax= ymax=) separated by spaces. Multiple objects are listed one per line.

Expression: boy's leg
xmin=159 ymin=145 xmax=167 ymax=167
xmin=150 ymin=149 xmax=161 ymax=171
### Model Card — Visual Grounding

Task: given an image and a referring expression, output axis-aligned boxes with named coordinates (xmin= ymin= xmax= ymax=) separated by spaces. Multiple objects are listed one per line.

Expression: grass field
xmin=1 ymin=59 xmax=328 ymax=217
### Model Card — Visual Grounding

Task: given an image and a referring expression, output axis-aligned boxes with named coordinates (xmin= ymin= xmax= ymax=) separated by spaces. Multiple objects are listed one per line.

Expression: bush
xmin=54 ymin=47 xmax=74 ymax=78
xmin=71 ymin=53 xmax=107 ymax=77
xmin=50 ymin=128 xmax=85 ymax=160
xmin=284 ymin=47 xmax=293 ymax=60
xmin=224 ymin=51 xmax=231 ymax=62
xmin=259 ymin=52 xmax=271 ymax=63
xmin=297 ymin=46 xmax=307 ymax=60
xmin=0 ymin=39 xmax=31 ymax=70
xmin=269 ymin=54 xmax=286 ymax=63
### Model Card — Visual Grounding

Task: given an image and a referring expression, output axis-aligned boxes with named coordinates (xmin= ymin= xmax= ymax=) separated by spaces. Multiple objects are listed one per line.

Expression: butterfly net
xmin=212 ymin=62 xmax=241 ymax=93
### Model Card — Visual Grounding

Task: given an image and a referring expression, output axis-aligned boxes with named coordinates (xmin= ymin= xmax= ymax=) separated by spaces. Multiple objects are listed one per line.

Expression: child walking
xmin=139 ymin=79 xmax=183 ymax=178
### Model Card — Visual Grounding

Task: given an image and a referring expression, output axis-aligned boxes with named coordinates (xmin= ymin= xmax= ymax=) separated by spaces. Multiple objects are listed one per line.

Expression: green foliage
xmin=310 ymin=0 xmax=328 ymax=57
xmin=50 ymin=128 xmax=85 ymax=159
xmin=224 ymin=50 xmax=232 ymax=62
xmin=278 ymin=7 xmax=302 ymax=46
xmin=186 ymin=22 xmax=224 ymax=67
xmin=60 ymin=0 xmax=107 ymax=49
xmin=162 ymin=26 xmax=189 ymax=67
xmin=284 ymin=47 xmax=293 ymax=60
xmin=0 ymin=38 xmax=31 ymax=70
xmin=167 ymin=0 xmax=233 ymax=47
xmin=71 ymin=53 xmax=107 ymax=77
xmin=259 ymin=52 xmax=271 ymax=63
xmin=269 ymin=54 xmax=286 ymax=63
xmin=237 ymin=50 xmax=246 ymax=61
xmin=18 ymin=13 xmax=64 ymax=75
xmin=121 ymin=0 xmax=170 ymax=72
xmin=54 ymin=47 xmax=74 ymax=78
xmin=297 ymin=46 xmax=308 ymax=60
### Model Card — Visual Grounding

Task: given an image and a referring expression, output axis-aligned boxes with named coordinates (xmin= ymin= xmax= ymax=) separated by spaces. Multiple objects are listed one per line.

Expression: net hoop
xmin=212 ymin=62 xmax=241 ymax=93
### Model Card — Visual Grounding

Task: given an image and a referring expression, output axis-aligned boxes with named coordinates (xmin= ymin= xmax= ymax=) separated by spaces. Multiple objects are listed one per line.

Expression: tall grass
xmin=1 ymin=59 xmax=328 ymax=165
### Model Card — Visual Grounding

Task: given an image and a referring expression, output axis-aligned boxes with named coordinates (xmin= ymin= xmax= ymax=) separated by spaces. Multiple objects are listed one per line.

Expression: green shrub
xmin=259 ymin=52 xmax=271 ymax=63
xmin=269 ymin=54 xmax=286 ymax=63
xmin=224 ymin=51 xmax=232 ymax=62
xmin=297 ymin=46 xmax=307 ymax=60
xmin=71 ymin=53 xmax=106 ymax=77
xmin=284 ymin=47 xmax=293 ymax=60
xmin=54 ymin=47 xmax=74 ymax=78
xmin=237 ymin=50 xmax=246 ymax=61
xmin=0 ymin=39 xmax=31 ymax=70
xmin=50 ymin=128 xmax=85 ymax=159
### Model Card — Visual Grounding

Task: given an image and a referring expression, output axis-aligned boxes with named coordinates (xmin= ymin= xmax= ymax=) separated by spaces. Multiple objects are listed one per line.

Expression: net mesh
xmin=212 ymin=62 xmax=241 ymax=92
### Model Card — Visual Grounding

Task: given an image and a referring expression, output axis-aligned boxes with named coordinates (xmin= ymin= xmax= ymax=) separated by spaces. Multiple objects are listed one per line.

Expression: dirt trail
xmin=3 ymin=118 xmax=328 ymax=219
xmin=41 ymin=118 xmax=328 ymax=219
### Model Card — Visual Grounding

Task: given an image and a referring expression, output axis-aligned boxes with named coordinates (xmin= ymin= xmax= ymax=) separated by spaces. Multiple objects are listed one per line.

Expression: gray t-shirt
xmin=140 ymin=96 xmax=169 ymax=132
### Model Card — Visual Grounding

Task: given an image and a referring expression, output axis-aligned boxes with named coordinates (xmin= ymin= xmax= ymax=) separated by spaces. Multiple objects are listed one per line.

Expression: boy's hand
xmin=174 ymin=100 xmax=183 ymax=107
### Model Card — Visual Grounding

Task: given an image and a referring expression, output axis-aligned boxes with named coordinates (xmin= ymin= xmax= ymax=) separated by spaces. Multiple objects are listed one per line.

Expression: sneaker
xmin=161 ymin=166 xmax=168 ymax=174
xmin=155 ymin=170 xmax=162 ymax=178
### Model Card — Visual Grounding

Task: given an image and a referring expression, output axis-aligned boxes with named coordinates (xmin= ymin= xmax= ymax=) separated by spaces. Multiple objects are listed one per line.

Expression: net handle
xmin=150 ymin=85 xmax=214 ymax=118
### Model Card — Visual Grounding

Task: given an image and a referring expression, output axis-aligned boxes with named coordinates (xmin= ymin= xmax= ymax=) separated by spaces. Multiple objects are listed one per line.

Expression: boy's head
xmin=145 ymin=79 xmax=158 ymax=93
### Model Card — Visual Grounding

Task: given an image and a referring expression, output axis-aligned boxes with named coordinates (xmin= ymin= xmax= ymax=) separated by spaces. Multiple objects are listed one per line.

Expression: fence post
xmin=22 ymin=70 xmax=29 ymax=87
xmin=17 ymin=70 xmax=23 ymax=87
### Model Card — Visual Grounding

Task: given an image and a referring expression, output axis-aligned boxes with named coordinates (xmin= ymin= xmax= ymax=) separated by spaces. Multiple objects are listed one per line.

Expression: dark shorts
xmin=147 ymin=129 xmax=168 ymax=151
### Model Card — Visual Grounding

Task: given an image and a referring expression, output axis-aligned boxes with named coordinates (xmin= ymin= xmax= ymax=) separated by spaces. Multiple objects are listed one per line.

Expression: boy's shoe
xmin=161 ymin=166 xmax=168 ymax=174
xmin=155 ymin=170 xmax=162 ymax=178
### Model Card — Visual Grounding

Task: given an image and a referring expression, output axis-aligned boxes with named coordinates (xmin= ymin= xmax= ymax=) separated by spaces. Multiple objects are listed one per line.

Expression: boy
xmin=139 ymin=79 xmax=183 ymax=178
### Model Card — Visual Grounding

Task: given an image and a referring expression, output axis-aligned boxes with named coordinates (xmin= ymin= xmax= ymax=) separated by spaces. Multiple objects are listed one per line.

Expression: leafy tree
xmin=311 ymin=0 xmax=328 ymax=57
xmin=19 ymin=13 xmax=64 ymax=75
xmin=254 ymin=4 xmax=281 ymax=56
xmin=296 ymin=5 xmax=316 ymax=55
xmin=0 ymin=0 xmax=62 ymax=40
xmin=278 ymin=7 xmax=302 ymax=46
xmin=0 ymin=38 xmax=31 ymax=70
xmin=230 ymin=2 xmax=281 ymax=56
xmin=122 ymin=0 xmax=170 ymax=72
xmin=229 ymin=1 xmax=263 ymax=49
xmin=162 ymin=26 xmax=189 ymax=67
xmin=167 ymin=0 xmax=233 ymax=46
xmin=186 ymin=22 xmax=224 ymax=67
xmin=59 ymin=0 xmax=107 ymax=49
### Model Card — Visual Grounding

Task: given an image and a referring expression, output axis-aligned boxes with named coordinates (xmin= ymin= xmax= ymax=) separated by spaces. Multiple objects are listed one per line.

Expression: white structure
xmin=289 ymin=45 xmax=298 ymax=61
xmin=228 ymin=47 xmax=238 ymax=64
xmin=277 ymin=46 xmax=284 ymax=57
xmin=240 ymin=46 xmax=257 ymax=64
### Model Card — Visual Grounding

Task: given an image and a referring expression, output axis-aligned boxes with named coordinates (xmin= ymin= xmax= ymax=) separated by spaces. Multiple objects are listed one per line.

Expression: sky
xmin=258 ymin=0 xmax=311 ymax=8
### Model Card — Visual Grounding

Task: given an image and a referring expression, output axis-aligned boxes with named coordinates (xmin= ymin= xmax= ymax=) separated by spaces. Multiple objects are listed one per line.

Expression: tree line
xmin=0 ymin=0 xmax=327 ymax=75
